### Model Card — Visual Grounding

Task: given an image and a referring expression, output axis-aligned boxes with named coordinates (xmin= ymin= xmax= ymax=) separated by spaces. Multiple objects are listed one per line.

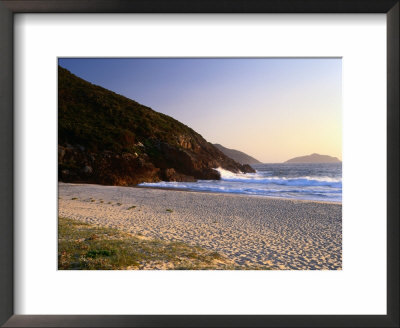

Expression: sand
xmin=58 ymin=182 xmax=342 ymax=270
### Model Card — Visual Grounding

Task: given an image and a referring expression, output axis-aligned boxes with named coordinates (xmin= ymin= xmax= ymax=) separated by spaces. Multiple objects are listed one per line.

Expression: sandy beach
xmin=58 ymin=182 xmax=342 ymax=270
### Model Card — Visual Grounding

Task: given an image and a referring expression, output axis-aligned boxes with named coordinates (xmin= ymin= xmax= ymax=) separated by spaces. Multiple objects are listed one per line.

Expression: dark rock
xmin=58 ymin=147 xmax=66 ymax=161
xmin=241 ymin=164 xmax=255 ymax=173
xmin=162 ymin=168 xmax=196 ymax=182
xmin=201 ymin=168 xmax=221 ymax=180
xmin=82 ymin=166 xmax=93 ymax=174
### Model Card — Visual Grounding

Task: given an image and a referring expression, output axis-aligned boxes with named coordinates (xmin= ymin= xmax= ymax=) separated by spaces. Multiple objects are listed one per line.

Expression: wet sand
xmin=58 ymin=182 xmax=342 ymax=270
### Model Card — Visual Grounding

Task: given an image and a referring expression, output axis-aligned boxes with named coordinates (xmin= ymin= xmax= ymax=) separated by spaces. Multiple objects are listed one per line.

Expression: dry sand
xmin=58 ymin=182 xmax=342 ymax=270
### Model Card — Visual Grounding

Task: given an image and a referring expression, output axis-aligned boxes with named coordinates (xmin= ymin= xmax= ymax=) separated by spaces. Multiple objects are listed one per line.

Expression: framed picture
xmin=0 ymin=0 xmax=398 ymax=327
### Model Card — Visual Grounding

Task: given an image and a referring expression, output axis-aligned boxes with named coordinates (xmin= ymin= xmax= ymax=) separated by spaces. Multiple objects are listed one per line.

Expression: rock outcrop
xmin=58 ymin=66 xmax=255 ymax=186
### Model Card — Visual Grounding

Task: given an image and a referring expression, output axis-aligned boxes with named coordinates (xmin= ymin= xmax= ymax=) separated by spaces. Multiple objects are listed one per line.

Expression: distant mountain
xmin=58 ymin=66 xmax=255 ymax=186
xmin=213 ymin=144 xmax=261 ymax=165
xmin=284 ymin=153 xmax=341 ymax=164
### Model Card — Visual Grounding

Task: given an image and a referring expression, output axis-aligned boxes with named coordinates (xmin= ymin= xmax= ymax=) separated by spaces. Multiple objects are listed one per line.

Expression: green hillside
xmin=58 ymin=66 xmax=254 ymax=185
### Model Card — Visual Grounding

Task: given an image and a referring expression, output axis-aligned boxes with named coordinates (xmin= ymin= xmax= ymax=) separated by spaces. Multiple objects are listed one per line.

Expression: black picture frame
xmin=0 ymin=1 xmax=398 ymax=327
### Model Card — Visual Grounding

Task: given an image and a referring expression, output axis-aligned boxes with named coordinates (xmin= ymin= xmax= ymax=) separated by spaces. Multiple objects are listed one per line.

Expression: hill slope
xmin=284 ymin=153 xmax=341 ymax=163
xmin=58 ymin=66 xmax=254 ymax=185
xmin=213 ymin=144 xmax=261 ymax=165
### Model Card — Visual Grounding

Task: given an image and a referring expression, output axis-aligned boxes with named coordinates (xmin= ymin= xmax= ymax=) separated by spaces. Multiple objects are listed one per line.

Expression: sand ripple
xmin=59 ymin=183 xmax=342 ymax=270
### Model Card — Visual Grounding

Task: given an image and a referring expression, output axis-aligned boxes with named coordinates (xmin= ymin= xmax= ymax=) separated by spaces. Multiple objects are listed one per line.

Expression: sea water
xmin=139 ymin=163 xmax=342 ymax=203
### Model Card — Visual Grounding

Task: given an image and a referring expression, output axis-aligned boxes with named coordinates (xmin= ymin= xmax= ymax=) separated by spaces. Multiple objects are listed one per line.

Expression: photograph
xmin=1 ymin=0 xmax=396 ymax=325
xmin=58 ymin=58 xmax=342 ymax=270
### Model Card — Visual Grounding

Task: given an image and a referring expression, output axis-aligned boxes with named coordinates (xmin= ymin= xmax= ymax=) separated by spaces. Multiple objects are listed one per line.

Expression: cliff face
xmin=58 ymin=66 xmax=254 ymax=186
xmin=213 ymin=144 xmax=261 ymax=165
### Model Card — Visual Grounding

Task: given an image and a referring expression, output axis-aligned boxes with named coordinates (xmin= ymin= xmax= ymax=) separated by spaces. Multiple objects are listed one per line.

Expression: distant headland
xmin=284 ymin=153 xmax=341 ymax=164
xmin=213 ymin=144 xmax=261 ymax=165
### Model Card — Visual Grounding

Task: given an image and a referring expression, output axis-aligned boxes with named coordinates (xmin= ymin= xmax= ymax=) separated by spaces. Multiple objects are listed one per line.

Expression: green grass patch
xmin=58 ymin=217 xmax=261 ymax=270
xmin=86 ymin=249 xmax=115 ymax=258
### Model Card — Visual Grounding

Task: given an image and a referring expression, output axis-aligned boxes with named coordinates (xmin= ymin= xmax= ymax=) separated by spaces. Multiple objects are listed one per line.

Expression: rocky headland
xmin=213 ymin=143 xmax=261 ymax=165
xmin=58 ymin=66 xmax=254 ymax=186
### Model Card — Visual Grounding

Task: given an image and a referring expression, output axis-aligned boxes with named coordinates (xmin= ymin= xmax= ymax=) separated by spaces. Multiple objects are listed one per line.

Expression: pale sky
xmin=59 ymin=58 xmax=342 ymax=163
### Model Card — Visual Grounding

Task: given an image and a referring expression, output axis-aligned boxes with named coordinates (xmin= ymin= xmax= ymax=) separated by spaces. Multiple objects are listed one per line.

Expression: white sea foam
xmin=213 ymin=167 xmax=341 ymax=187
xmin=139 ymin=163 xmax=342 ymax=202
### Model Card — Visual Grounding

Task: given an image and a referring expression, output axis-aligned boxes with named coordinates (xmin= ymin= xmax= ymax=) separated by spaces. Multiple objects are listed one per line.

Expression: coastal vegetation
xmin=58 ymin=217 xmax=263 ymax=270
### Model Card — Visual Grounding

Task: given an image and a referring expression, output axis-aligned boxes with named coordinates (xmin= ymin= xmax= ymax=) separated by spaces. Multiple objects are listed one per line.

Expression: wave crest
xmin=213 ymin=167 xmax=342 ymax=187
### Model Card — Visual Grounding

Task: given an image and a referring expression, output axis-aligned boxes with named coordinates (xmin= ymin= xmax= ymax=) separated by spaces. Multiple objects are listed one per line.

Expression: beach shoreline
xmin=58 ymin=182 xmax=342 ymax=270
xmin=61 ymin=182 xmax=342 ymax=205
xmin=135 ymin=185 xmax=342 ymax=204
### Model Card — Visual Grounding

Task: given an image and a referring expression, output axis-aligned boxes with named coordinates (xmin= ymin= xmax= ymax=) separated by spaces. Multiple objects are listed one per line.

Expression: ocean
xmin=139 ymin=163 xmax=342 ymax=203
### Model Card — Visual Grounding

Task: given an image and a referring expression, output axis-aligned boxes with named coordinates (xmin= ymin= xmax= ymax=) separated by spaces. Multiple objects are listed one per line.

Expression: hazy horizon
xmin=59 ymin=58 xmax=342 ymax=163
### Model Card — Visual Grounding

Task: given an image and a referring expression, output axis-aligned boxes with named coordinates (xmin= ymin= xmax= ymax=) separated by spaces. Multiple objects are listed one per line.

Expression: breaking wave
xmin=214 ymin=167 xmax=342 ymax=188
xmin=139 ymin=163 xmax=342 ymax=202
